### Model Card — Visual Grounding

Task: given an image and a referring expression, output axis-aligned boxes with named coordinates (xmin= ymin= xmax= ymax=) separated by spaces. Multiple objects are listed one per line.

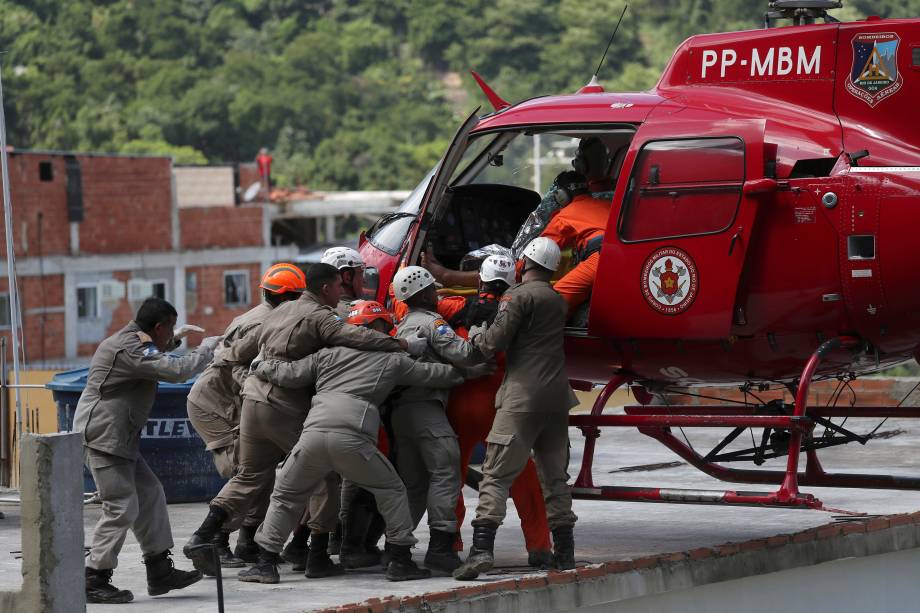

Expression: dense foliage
xmin=0 ymin=0 xmax=915 ymax=189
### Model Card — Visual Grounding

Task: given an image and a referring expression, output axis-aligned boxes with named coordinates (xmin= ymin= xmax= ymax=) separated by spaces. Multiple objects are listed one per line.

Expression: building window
xmin=185 ymin=271 xmax=198 ymax=313
xmin=151 ymin=280 xmax=167 ymax=300
xmin=0 ymin=293 xmax=10 ymax=328
xmin=224 ymin=270 xmax=249 ymax=307
xmin=77 ymin=285 xmax=99 ymax=320
xmin=619 ymin=137 xmax=745 ymax=243
xmin=39 ymin=161 xmax=53 ymax=182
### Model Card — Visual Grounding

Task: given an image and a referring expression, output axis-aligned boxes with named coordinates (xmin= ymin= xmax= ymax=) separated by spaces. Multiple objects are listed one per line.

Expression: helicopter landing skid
xmin=570 ymin=336 xmax=920 ymax=510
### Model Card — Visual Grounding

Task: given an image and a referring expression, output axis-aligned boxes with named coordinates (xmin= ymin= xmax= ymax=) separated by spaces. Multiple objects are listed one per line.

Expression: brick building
xmin=0 ymin=150 xmax=297 ymax=365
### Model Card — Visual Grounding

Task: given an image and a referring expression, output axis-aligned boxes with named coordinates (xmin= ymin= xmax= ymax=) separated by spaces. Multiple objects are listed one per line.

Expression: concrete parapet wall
xmin=0 ymin=433 xmax=84 ymax=613
xmin=318 ymin=513 xmax=920 ymax=613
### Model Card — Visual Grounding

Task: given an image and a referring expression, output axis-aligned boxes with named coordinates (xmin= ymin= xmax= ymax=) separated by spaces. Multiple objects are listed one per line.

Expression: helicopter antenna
xmin=593 ymin=4 xmax=629 ymax=79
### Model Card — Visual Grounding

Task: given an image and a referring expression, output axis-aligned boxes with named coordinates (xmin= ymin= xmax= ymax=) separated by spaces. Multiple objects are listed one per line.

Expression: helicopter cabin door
xmin=590 ymin=119 xmax=768 ymax=340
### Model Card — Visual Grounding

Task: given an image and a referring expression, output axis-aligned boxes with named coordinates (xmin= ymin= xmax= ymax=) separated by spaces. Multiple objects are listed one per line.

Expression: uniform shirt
xmin=228 ymin=290 xmax=402 ymax=417
xmin=73 ymin=322 xmax=214 ymax=459
xmin=255 ymin=347 xmax=462 ymax=441
xmin=470 ymin=280 xmax=578 ymax=414
xmin=541 ymin=193 xmax=610 ymax=253
xmin=186 ymin=302 xmax=271 ymax=447
xmin=394 ymin=308 xmax=482 ymax=407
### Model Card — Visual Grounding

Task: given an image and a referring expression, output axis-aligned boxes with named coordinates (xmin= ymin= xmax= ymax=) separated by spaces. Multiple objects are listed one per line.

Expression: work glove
xmin=404 ymin=330 xmax=428 ymax=357
xmin=174 ymin=324 xmax=205 ymax=339
xmin=467 ymin=324 xmax=486 ymax=342
xmin=199 ymin=335 xmax=222 ymax=353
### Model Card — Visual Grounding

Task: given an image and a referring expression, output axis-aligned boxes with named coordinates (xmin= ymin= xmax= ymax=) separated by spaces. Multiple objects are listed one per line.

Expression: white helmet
xmin=479 ymin=254 xmax=516 ymax=286
xmin=392 ymin=266 xmax=435 ymax=301
xmin=321 ymin=246 xmax=364 ymax=270
xmin=522 ymin=237 xmax=561 ymax=272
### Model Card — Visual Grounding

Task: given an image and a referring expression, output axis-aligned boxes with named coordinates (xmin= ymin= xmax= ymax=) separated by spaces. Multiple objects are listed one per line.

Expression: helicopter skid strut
xmin=569 ymin=336 xmax=911 ymax=510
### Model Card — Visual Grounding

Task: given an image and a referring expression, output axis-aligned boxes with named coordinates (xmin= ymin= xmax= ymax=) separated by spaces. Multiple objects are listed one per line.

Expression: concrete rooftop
xmin=3 ymin=411 xmax=920 ymax=612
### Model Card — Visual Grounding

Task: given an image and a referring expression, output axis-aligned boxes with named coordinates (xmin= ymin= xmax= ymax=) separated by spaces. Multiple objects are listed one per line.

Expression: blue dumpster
xmin=48 ymin=368 xmax=226 ymax=503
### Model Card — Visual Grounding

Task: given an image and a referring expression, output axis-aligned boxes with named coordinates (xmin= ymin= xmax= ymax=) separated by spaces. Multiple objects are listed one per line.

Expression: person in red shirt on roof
xmin=392 ymin=255 xmax=554 ymax=567
xmin=256 ymin=147 xmax=273 ymax=190
xmin=540 ymin=170 xmax=611 ymax=317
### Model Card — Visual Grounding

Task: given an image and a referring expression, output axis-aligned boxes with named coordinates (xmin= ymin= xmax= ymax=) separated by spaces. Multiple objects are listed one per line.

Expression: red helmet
xmin=260 ymin=263 xmax=306 ymax=294
xmin=346 ymin=300 xmax=394 ymax=327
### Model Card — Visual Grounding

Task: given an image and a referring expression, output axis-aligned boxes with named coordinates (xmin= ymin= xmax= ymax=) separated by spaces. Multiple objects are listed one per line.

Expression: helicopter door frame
xmin=590 ymin=119 xmax=768 ymax=340
xmin=402 ymin=108 xmax=481 ymax=267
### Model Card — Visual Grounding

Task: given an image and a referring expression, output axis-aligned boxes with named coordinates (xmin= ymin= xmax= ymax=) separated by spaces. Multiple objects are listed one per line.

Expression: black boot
xmin=453 ymin=522 xmax=497 ymax=581
xmin=305 ymin=532 xmax=345 ymax=578
xmin=424 ymin=529 xmax=462 ymax=575
xmin=183 ymin=505 xmax=227 ymax=576
xmin=551 ymin=525 xmax=576 ymax=570
xmin=528 ymin=549 xmax=554 ymax=569
xmin=86 ymin=567 xmax=134 ymax=604
xmin=144 ymin=550 xmax=202 ymax=596
xmin=234 ymin=524 xmax=260 ymax=563
xmin=384 ymin=542 xmax=431 ymax=582
xmin=339 ymin=503 xmax=380 ymax=569
xmin=214 ymin=529 xmax=246 ymax=568
xmin=281 ymin=525 xmax=310 ymax=572
xmin=238 ymin=547 xmax=281 ymax=584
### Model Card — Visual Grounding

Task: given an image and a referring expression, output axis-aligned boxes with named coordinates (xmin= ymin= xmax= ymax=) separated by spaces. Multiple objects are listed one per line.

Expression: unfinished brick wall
xmin=0 ymin=274 xmax=66 ymax=362
xmin=78 ymin=155 xmax=173 ymax=253
xmin=0 ymin=154 xmax=72 ymax=257
xmin=0 ymin=152 xmax=174 ymax=257
xmin=185 ymin=263 xmax=263 ymax=340
xmin=180 ymin=205 xmax=264 ymax=250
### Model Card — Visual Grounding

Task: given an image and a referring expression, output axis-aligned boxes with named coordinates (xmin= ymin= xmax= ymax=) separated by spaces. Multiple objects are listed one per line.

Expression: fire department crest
xmin=640 ymin=247 xmax=698 ymax=315
xmin=846 ymin=32 xmax=902 ymax=107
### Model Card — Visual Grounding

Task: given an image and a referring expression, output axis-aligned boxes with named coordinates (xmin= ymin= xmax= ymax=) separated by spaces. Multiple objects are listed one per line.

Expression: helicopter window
xmin=619 ymin=137 xmax=744 ymax=242
xmin=847 ymin=235 xmax=875 ymax=260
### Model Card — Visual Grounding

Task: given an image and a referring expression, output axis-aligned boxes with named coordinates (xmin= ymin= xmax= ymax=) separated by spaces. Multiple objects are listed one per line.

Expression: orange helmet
xmin=346 ymin=300 xmax=394 ymax=327
xmin=260 ymin=263 xmax=306 ymax=294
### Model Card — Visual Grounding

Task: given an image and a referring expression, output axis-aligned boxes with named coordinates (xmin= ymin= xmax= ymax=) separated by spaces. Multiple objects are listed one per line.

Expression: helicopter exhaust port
xmin=764 ymin=1 xmax=843 ymax=28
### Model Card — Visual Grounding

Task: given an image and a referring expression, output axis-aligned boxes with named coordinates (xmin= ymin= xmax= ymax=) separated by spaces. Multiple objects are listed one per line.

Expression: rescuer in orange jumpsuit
xmin=540 ymin=170 xmax=610 ymax=317
xmin=393 ymin=255 xmax=553 ymax=567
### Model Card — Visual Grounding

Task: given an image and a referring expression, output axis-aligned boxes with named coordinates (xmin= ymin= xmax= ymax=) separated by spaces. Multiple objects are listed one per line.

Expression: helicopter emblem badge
xmin=641 ymin=247 xmax=699 ymax=315
xmin=846 ymin=32 xmax=903 ymax=107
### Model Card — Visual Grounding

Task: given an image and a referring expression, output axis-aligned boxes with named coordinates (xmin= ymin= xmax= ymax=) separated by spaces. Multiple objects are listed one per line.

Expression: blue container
xmin=48 ymin=368 xmax=226 ymax=503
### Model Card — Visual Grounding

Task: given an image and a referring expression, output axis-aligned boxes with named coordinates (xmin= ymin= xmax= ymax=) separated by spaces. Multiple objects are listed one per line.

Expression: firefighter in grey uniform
xmin=186 ymin=262 xmax=306 ymax=568
xmin=238 ymin=300 xmax=464 ymax=583
xmin=390 ymin=265 xmax=490 ymax=575
xmin=184 ymin=263 xmax=426 ymax=578
xmin=321 ymin=246 xmax=391 ymax=568
xmin=74 ymin=297 xmax=220 ymax=604
xmin=280 ymin=246 xmax=368 ymax=569
xmin=454 ymin=237 xmax=580 ymax=581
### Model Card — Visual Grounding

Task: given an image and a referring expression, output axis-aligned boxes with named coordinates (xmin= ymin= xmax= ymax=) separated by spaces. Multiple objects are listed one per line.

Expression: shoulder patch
xmin=435 ymin=324 xmax=454 ymax=337
xmin=433 ymin=318 xmax=448 ymax=327
xmin=141 ymin=344 xmax=159 ymax=358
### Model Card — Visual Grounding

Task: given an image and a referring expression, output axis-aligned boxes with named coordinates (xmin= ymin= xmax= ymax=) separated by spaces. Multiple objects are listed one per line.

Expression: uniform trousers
xmin=391 ymin=400 xmax=460 ymax=533
xmin=552 ymin=252 xmax=599 ymax=317
xmin=446 ymin=376 xmax=552 ymax=552
xmin=256 ymin=430 xmax=416 ymax=552
xmin=472 ymin=409 xmax=578 ymax=530
xmin=210 ymin=399 xmax=339 ymax=533
xmin=84 ymin=448 xmax=173 ymax=570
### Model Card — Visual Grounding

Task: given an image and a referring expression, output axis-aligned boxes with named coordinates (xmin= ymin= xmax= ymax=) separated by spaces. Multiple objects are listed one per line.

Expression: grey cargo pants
xmin=472 ymin=409 xmax=578 ymax=530
xmin=391 ymin=400 xmax=460 ymax=533
xmin=256 ymin=429 xmax=416 ymax=552
xmin=210 ymin=399 xmax=339 ymax=532
xmin=84 ymin=448 xmax=174 ymax=570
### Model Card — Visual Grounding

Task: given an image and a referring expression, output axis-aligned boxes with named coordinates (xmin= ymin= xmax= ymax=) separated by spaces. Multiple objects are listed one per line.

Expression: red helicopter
xmin=358 ymin=1 xmax=920 ymax=512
